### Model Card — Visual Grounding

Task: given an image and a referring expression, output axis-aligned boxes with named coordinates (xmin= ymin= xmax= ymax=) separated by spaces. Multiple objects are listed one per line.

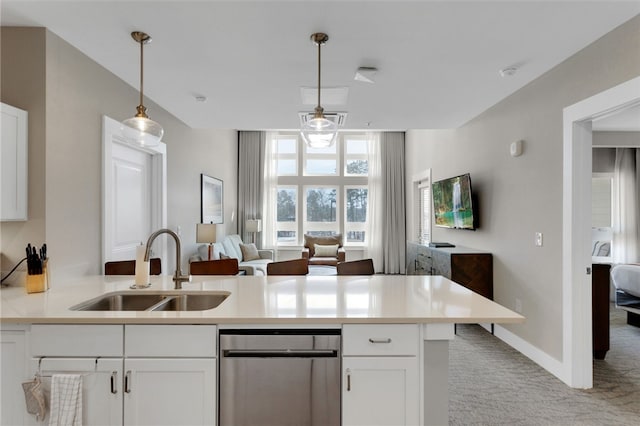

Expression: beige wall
xmin=406 ymin=15 xmax=640 ymax=360
xmin=1 ymin=27 xmax=237 ymax=283
xmin=1 ymin=28 xmax=46 ymax=284
xmin=593 ymin=131 xmax=640 ymax=147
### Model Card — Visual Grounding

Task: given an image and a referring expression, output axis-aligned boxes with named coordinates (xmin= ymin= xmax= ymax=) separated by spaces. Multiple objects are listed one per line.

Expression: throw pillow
xmin=239 ymin=243 xmax=260 ymax=261
xmin=314 ymin=244 xmax=338 ymax=257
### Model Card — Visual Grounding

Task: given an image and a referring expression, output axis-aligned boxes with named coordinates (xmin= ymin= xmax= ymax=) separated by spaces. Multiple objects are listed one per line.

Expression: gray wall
xmin=406 ymin=15 xmax=640 ymax=360
xmin=1 ymin=28 xmax=47 ymax=282
xmin=592 ymin=148 xmax=616 ymax=173
xmin=1 ymin=27 xmax=237 ymax=284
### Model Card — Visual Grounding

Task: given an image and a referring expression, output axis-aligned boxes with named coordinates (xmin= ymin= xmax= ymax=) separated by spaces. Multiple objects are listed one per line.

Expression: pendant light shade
xmin=301 ymin=33 xmax=337 ymax=149
xmin=122 ymin=31 xmax=163 ymax=147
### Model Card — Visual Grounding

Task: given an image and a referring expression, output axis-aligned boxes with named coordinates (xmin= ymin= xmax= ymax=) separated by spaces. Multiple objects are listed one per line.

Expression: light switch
xmin=535 ymin=232 xmax=543 ymax=247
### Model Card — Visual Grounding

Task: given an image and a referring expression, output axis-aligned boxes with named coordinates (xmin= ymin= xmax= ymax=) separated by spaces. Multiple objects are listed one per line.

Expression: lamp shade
xmin=245 ymin=219 xmax=262 ymax=233
xmin=122 ymin=116 xmax=163 ymax=147
xmin=196 ymin=223 xmax=217 ymax=244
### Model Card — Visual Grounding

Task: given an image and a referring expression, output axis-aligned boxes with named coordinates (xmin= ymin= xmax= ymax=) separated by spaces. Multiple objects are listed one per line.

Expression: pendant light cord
xmin=139 ymin=38 xmax=144 ymax=108
xmin=317 ymin=39 xmax=322 ymax=110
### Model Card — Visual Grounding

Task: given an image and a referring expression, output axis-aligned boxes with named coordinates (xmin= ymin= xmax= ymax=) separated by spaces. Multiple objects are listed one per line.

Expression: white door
xmin=342 ymin=357 xmax=419 ymax=426
xmin=102 ymin=116 xmax=166 ymax=272
xmin=123 ymin=358 xmax=216 ymax=426
xmin=30 ymin=358 xmax=123 ymax=426
xmin=110 ymin=143 xmax=152 ymax=259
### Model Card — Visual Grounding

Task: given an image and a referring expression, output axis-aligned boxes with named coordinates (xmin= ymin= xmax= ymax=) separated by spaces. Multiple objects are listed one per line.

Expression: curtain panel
xmin=372 ymin=132 xmax=407 ymax=274
xmin=238 ymin=131 xmax=265 ymax=247
xmin=612 ymin=148 xmax=640 ymax=263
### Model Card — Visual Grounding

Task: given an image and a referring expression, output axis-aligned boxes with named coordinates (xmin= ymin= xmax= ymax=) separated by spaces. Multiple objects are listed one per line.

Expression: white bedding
xmin=611 ymin=264 xmax=640 ymax=298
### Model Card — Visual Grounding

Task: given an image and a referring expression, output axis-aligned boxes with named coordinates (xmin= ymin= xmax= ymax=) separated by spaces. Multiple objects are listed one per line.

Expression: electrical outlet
xmin=535 ymin=232 xmax=543 ymax=247
xmin=515 ymin=298 xmax=523 ymax=313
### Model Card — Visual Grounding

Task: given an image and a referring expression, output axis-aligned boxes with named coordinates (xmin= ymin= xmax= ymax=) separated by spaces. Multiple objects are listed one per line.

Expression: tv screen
xmin=432 ymin=173 xmax=476 ymax=230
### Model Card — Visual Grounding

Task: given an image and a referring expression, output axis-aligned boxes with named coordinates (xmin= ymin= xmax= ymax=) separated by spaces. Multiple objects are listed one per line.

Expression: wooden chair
xmin=104 ymin=258 xmax=162 ymax=275
xmin=190 ymin=258 xmax=240 ymax=275
xmin=266 ymin=258 xmax=309 ymax=276
xmin=337 ymin=259 xmax=375 ymax=276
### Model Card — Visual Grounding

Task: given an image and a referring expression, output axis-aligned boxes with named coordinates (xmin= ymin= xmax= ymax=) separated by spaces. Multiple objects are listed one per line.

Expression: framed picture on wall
xmin=201 ymin=174 xmax=223 ymax=224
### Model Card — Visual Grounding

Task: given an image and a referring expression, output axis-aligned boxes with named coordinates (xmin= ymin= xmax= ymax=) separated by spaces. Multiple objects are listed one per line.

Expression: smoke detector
xmin=354 ymin=67 xmax=378 ymax=83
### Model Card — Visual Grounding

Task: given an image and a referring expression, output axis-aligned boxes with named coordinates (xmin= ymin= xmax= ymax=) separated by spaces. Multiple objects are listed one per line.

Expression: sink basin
xmin=150 ymin=293 xmax=229 ymax=311
xmin=70 ymin=291 xmax=230 ymax=312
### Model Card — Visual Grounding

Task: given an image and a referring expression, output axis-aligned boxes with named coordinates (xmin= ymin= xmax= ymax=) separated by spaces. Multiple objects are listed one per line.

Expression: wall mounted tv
xmin=432 ymin=173 xmax=476 ymax=230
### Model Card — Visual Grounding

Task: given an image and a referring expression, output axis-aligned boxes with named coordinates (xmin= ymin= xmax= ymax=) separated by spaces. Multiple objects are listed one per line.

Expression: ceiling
xmin=2 ymin=1 xmax=639 ymax=131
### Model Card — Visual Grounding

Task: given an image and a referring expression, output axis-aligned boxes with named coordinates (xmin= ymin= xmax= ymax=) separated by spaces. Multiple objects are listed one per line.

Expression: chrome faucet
xmin=144 ymin=228 xmax=191 ymax=289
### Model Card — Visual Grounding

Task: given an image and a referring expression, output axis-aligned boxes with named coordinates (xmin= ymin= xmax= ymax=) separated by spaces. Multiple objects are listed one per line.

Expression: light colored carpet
xmin=449 ymin=304 xmax=640 ymax=425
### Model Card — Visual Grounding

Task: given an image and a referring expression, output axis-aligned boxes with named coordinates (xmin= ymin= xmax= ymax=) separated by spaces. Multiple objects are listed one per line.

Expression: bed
xmin=611 ymin=264 xmax=640 ymax=327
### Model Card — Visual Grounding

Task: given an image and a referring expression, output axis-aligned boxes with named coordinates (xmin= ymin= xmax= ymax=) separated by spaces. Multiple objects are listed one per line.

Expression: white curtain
xmin=238 ymin=131 xmax=264 ymax=246
xmin=261 ymin=132 xmax=279 ymax=251
xmin=366 ymin=132 xmax=383 ymax=271
xmin=612 ymin=148 xmax=640 ymax=264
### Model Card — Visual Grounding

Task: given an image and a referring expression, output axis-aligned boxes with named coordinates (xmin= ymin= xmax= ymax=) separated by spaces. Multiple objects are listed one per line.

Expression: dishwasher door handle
xmin=223 ymin=349 xmax=338 ymax=358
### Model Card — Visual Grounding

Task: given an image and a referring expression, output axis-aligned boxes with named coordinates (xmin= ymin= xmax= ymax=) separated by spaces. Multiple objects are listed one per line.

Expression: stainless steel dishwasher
xmin=219 ymin=329 xmax=341 ymax=426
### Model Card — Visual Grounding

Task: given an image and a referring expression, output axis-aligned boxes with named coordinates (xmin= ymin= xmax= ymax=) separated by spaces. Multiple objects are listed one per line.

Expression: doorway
xmin=563 ymin=76 xmax=640 ymax=388
xmin=101 ymin=115 xmax=167 ymax=273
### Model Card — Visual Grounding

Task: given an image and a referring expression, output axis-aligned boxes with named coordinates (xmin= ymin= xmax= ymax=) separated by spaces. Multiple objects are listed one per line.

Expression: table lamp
xmin=245 ymin=219 xmax=262 ymax=244
xmin=196 ymin=223 xmax=217 ymax=260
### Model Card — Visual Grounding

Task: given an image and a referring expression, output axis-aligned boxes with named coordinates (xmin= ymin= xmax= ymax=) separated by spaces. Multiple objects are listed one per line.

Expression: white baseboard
xmin=493 ymin=324 xmax=566 ymax=383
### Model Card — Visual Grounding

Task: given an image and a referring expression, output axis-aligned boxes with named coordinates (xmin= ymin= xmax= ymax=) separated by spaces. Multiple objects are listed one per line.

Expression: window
xmin=276 ymin=186 xmax=297 ymax=244
xmin=273 ymin=132 xmax=370 ymax=246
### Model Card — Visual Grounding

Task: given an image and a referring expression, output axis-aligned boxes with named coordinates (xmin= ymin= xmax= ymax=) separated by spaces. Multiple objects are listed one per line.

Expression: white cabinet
xmin=123 ymin=325 xmax=217 ymax=426
xmin=31 ymin=358 xmax=123 ymax=426
xmin=342 ymin=324 xmax=420 ymax=426
xmin=27 ymin=324 xmax=217 ymax=426
xmin=1 ymin=102 xmax=28 ymax=221
xmin=1 ymin=326 xmax=28 ymax=426
xmin=123 ymin=358 xmax=216 ymax=426
xmin=343 ymin=357 xmax=419 ymax=426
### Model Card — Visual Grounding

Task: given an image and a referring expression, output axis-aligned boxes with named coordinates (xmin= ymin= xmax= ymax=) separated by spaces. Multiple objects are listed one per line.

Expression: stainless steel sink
xmin=70 ymin=291 xmax=230 ymax=312
xmin=150 ymin=293 xmax=230 ymax=311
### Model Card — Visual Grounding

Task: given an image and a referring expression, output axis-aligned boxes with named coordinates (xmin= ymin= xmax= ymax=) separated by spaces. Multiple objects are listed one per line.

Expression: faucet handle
xmin=173 ymin=273 xmax=191 ymax=290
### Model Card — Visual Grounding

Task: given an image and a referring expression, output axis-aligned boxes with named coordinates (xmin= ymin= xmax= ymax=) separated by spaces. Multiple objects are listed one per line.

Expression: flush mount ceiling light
xmin=121 ymin=31 xmax=163 ymax=147
xmin=300 ymin=32 xmax=337 ymax=149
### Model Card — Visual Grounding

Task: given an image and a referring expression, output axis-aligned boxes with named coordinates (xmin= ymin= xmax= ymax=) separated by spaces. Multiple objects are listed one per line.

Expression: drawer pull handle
xmin=110 ymin=371 xmax=118 ymax=394
xmin=346 ymin=368 xmax=351 ymax=391
xmin=368 ymin=338 xmax=392 ymax=344
xmin=124 ymin=370 xmax=131 ymax=393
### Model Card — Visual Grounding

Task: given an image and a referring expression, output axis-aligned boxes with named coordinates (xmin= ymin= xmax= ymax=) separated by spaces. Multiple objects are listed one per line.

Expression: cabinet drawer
xmin=125 ymin=325 xmax=217 ymax=357
xmin=30 ymin=324 xmax=123 ymax=356
xmin=343 ymin=324 xmax=418 ymax=356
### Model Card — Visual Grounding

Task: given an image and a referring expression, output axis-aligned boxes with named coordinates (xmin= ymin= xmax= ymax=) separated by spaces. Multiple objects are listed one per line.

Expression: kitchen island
xmin=1 ymin=274 xmax=523 ymax=425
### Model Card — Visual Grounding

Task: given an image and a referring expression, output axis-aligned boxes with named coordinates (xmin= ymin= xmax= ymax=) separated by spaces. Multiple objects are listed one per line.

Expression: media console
xmin=407 ymin=241 xmax=493 ymax=300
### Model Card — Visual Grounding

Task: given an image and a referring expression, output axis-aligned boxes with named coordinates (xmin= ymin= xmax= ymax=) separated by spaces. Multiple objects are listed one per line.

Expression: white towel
xmin=48 ymin=374 xmax=83 ymax=426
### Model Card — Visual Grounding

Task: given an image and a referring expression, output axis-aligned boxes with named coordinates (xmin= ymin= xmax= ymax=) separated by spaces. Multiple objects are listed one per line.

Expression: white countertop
xmin=0 ymin=275 xmax=524 ymax=325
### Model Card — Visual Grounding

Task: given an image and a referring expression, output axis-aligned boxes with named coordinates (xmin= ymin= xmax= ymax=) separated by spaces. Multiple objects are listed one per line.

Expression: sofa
xmin=301 ymin=234 xmax=346 ymax=266
xmin=191 ymin=234 xmax=273 ymax=275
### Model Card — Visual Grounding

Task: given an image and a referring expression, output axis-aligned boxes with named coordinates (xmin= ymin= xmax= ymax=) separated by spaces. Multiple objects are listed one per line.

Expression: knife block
xmin=26 ymin=260 xmax=48 ymax=294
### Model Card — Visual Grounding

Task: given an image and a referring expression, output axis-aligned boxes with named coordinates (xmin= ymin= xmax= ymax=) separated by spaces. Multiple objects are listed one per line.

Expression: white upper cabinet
xmin=1 ymin=102 xmax=28 ymax=221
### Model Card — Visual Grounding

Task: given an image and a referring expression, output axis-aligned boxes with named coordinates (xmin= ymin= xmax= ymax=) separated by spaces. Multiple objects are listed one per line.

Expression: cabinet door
xmin=123 ymin=358 xmax=216 ymax=426
xmin=1 ymin=103 xmax=28 ymax=221
xmin=1 ymin=329 xmax=28 ymax=425
xmin=343 ymin=357 xmax=419 ymax=426
xmin=32 ymin=358 xmax=123 ymax=426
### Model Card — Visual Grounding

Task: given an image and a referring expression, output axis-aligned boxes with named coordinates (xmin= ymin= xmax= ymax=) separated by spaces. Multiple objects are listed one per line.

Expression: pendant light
xmin=122 ymin=31 xmax=163 ymax=147
xmin=301 ymin=33 xmax=337 ymax=149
